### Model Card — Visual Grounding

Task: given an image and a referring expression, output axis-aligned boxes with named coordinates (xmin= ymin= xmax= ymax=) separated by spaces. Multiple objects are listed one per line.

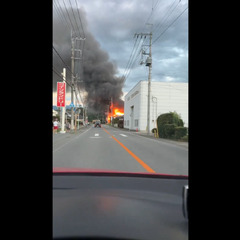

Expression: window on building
xmin=135 ymin=119 xmax=138 ymax=127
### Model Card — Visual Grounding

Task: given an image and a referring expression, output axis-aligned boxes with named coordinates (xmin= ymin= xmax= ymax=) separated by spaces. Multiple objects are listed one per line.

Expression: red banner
xmin=57 ymin=82 xmax=66 ymax=107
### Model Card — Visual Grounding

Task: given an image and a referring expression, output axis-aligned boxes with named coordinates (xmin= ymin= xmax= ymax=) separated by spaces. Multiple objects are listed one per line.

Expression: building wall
xmin=124 ymin=82 xmax=141 ymax=130
xmin=124 ymin=81 xmax=188 ymax=132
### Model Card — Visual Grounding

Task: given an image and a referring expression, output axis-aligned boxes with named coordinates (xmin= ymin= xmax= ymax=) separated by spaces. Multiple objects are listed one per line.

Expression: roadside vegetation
xmin=152 ymin=111 xmax=188 ymax=142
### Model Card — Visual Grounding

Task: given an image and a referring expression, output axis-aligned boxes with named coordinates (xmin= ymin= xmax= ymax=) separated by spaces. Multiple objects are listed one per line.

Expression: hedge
xmin=174 ymin=127 xmax=187 ymax=139
xmin=163 ymin=124 xmax=175 ymax=138
xmin=157 ymin=112 xmax=187 ymax=140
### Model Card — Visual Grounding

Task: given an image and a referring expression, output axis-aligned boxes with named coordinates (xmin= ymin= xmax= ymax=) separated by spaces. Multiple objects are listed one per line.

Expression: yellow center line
xmin=102 ymin=127 xmax=156 ymax=173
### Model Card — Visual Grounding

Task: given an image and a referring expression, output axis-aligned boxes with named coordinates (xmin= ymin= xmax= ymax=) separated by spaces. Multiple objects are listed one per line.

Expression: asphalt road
xmin=53 ymin=124 xmax=188 ymax=175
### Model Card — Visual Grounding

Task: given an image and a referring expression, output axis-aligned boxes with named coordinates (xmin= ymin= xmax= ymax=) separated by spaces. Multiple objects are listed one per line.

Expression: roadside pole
xmin=134 ymin=28 xmax=152 ymax=135
xmin=111 ymin=97 xmax=113 ymax=126
xmin=60 ymin=68 xmax=66 ymax=133
xmin=71 ymin=34 xmax=75 ymax=132
xmin=75 ymin=110 xmax=77 ymax=133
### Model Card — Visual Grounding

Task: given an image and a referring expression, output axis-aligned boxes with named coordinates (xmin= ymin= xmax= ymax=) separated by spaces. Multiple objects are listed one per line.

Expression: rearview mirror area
xmin=182 ymin=185 xmax=188 ymax=220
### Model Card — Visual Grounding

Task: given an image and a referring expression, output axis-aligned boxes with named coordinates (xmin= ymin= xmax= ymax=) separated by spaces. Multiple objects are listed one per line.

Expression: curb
xmin=108 ymin=125 xmax=188 ymax=148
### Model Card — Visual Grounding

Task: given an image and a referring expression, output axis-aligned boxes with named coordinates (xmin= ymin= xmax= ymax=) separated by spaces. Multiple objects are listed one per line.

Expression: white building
xmin=124 ymin=81 xmax=188 ymax=132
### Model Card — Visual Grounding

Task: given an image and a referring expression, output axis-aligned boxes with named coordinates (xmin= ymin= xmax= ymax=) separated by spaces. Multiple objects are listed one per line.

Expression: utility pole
xmin=70 ymin=31 xmax=86 ymax=133
xmin=111 ymin=97 xmax=113 ymax=125
xmin=147 ymin=31 xmax=152 ymax=135
xmin=134 ymin=30 xmax=152 ymax=134
xmin=71 ymin=34 xmax=75 ymax=132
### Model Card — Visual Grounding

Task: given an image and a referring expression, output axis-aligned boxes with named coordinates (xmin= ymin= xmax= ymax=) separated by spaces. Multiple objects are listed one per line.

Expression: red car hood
xmin=53 ymin=167 xmax=188 ymax=178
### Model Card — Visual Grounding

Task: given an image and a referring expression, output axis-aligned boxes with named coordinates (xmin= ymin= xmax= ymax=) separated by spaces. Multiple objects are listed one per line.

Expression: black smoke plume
xmin=53 ymin=6 xmax=124 ymax=113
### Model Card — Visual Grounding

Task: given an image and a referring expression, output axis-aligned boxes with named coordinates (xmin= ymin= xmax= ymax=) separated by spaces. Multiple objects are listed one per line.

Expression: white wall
xmin=151 ymin=81 xmax=188 ymax=128
xmin=124 ymin=81 xmax=188 ymax=132
xmin=124 ymin=82 xmax=141 ymax=130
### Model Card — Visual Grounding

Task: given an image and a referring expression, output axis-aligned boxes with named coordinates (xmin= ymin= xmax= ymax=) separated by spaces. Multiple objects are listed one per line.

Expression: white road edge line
xmin=53 ymin=127 xmax=92 ymax=153
xmin=120 ymin=134 xmax=127 ymax=137
xmin=127 ymin=131 xmax=188 ymax=151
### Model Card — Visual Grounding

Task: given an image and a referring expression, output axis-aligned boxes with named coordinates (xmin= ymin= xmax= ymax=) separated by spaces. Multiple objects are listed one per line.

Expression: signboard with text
xmin=57 ymin=82 xmax=66 ymax=107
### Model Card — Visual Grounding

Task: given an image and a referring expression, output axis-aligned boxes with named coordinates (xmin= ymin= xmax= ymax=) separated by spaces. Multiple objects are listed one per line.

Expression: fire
xmin=107 ymin=106 xmax=124 ymax=123
xmin=114 ymin=108 xmax=124 ymax=116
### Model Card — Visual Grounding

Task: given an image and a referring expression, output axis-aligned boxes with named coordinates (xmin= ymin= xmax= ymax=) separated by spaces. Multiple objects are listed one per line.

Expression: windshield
xmin=53 ymin=0 xmax=188 ymax=176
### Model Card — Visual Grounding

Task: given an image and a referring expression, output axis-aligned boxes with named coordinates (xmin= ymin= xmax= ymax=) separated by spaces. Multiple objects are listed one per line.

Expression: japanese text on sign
xmin=57 ymin=82 xmax=66 ymax=107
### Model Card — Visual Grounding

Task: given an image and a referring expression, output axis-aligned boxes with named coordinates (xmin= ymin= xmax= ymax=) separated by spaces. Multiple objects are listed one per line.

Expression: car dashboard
xmin=53 ymin=172 xmax=188 ymax=240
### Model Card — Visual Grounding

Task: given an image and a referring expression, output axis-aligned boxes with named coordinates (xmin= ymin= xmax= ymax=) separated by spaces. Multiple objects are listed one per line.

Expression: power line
xmin=62 ymin=0 xmax=78 ymax=36
xmin=142 ymin=0 xmax=161 ymax=33
xmin=122 ymin=35 xmax=145 ymax=84
xmin=152 ymin=0 xmax=179 ymax=35
xmin=152 ymin=6 xmax=188 ymax=45
xmin=74 ymin=0 xmax=85 ymax=38
xmin=52 ymin=68 xmax=72 ymax=87
xmin=74 ymin=0 xmax=86 ymax=71
xmin=68 ymin=0 xmax=82 ymax=36
xmin=122 ymin=36 xmax=141 ymax=83
xmin=53 ymin=45 xmax=74 ymax=78
xmin=122 ymin=0 xmax=162 ymax=85
xmin=53 ymin=0 xmax=71 ymax=30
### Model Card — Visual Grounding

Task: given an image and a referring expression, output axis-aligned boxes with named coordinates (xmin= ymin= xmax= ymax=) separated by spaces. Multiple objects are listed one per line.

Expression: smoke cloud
xmin=53 ymin=6 xmax=124 ymax=113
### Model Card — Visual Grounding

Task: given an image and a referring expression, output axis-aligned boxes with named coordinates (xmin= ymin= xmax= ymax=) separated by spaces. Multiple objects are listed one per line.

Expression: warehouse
xmin=124 ymin=81 xmax=188 ymax=132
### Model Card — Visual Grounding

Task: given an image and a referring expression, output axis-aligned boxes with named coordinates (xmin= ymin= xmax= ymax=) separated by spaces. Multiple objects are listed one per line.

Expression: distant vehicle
xmin=94 ymin=120 xmax=101 ymax=128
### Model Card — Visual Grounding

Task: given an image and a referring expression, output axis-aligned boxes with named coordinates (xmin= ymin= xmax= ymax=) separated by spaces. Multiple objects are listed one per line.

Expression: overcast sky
xmin=53 ymin=0 xmax=188 ymax=102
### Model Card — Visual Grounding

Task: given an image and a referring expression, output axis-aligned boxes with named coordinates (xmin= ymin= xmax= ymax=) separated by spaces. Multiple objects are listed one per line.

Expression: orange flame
xmin=107 ymin=105 xmax=124 ymax=123
xmin=114 ymin=108 xmax=124 ymax=116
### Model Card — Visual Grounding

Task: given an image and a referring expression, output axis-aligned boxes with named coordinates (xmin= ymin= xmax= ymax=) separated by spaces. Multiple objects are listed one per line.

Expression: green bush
xmin=172 ymin=112 xmax=183 ymax=126
xmin=158 ymin=125 xmax=165 ymax=138
xmin=174 ymin=127 xmax=187 ymax=139
xmin=157 ymin=113 xmax=171 ymax=138
xmin=157 ymin=112 xmax=187 ymax=139
xmin=157 ymin=113 xmax=174 ymax=125
xmin=180 ymin=135 xmax=188 ymax=141
xmin=163 ymin=124 xmax=175 ymax=138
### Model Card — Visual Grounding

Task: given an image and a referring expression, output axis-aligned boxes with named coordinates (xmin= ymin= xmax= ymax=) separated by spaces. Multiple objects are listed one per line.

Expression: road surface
xmin=53 ymin=124 xmax=188 ymax=175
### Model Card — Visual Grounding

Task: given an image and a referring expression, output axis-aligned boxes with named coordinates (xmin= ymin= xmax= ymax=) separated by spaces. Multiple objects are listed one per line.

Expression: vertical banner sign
xmin=57 ymin=82 xmax=66 ymax=107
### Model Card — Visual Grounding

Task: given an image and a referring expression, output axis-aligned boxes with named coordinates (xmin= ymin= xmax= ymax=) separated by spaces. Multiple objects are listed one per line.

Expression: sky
xmin=53 ymin=0 xmax=188 ymax=107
